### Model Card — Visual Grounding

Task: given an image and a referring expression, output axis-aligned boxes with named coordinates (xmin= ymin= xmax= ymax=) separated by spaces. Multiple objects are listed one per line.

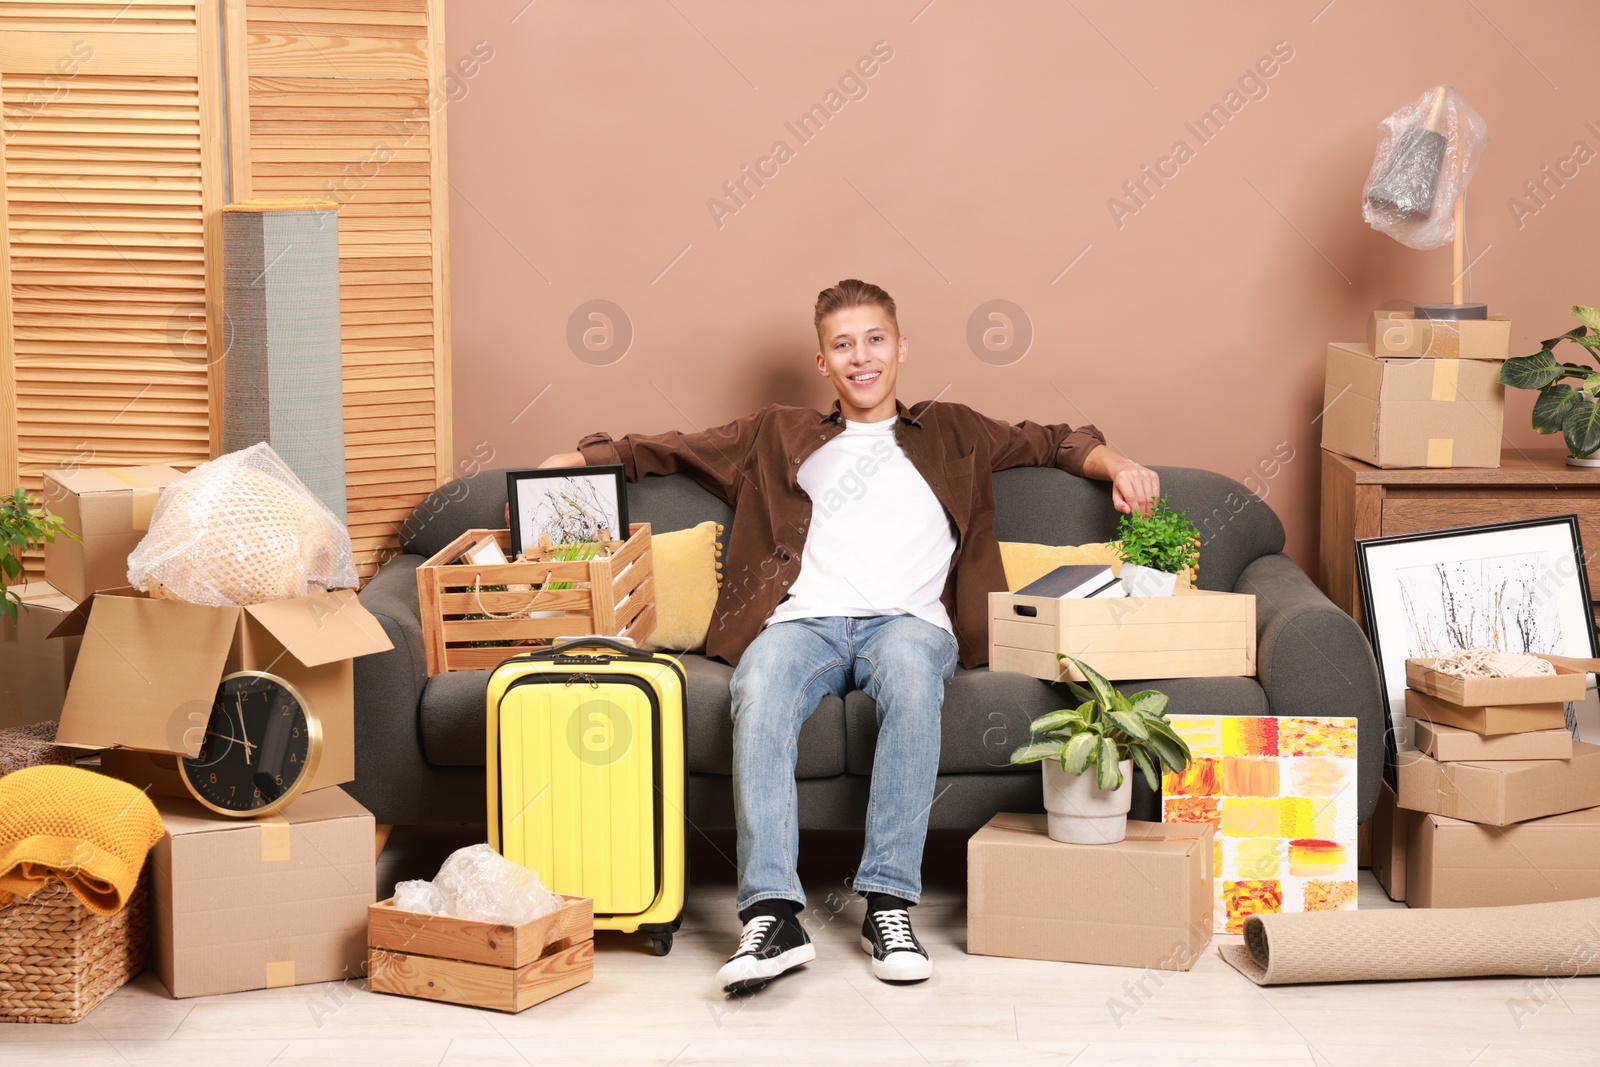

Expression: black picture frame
xmin=1356 ymin=514 xmax=1598 ymax=774
xmin=505 ymin=465 xmax=629 ymax=557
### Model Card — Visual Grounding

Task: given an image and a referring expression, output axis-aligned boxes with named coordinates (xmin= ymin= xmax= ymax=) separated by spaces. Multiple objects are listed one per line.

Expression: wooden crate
xmin=417 ymin=525 xmax=656 ymax=674
xmin=989 ymin=588 xmax=1256 ymax=682
xmin=367 ymin=894 xmax=594 ymax=1014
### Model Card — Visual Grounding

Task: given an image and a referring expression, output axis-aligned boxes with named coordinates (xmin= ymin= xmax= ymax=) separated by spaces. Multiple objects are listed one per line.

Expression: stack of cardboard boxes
xmin=3 ymin=463 xmax=393 ymax=1000
xmin=1379 ymin=654 xmax=1600 ymax=908
xmin=1321 ymin=310 xmax=1511 ymax=469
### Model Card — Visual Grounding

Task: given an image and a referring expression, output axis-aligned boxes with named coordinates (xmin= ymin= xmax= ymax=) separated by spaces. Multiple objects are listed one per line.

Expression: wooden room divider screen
xmin=0 ymin=1 xmax=226 ymax=514
xmin=0 ymin=0 xmax=452 ymax=581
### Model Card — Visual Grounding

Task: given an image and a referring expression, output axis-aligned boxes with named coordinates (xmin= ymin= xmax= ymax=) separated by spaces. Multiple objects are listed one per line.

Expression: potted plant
xmin=1116 ymin=495 xmax=1201 ymax=597
xmin=1499 ymin=304 xmax=1600 ymax=467
xmin=1 ymin=487 xmax=75 ymax=624
xmin=1009 ymin=656 xmax=1192 ymax=844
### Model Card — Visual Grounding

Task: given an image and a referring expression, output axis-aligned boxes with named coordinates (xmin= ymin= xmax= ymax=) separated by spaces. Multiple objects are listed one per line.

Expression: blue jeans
xmin=729 ymin=614 xmax=959 ymax=912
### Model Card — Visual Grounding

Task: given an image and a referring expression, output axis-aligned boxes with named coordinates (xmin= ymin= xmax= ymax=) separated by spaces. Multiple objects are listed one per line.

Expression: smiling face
xmin=816 ymin=304 xmax=908 ymax=423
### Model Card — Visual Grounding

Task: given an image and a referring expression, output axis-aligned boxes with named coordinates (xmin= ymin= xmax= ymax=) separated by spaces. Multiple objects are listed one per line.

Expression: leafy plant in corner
xmin=1499 ymin=304 xmax=1600 ymax=459
xmin=0 ymin=487 xmax=76 ymax=625
xmin=1117 ymin=495 xmax=1200 ymax=577
xmin=1009 ymin=656 xmax=1192 ymax=790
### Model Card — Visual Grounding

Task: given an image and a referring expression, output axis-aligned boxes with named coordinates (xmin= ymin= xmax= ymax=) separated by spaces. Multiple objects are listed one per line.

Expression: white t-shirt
xmin=765 ymin=415 xmax=958 ymax=633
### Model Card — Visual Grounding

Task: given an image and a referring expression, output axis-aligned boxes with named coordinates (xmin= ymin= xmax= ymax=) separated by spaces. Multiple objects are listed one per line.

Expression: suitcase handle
xmin=525 ymin=635 xmax=653 ymax=661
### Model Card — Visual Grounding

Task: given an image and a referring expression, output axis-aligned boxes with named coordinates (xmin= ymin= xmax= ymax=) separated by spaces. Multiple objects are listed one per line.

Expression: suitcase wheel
xmin=650 ymin=932 xmax=673 ymax=956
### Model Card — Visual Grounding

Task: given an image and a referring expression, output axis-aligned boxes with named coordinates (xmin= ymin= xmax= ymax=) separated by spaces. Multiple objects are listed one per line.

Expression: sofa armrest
xmin=348 ymin=552 xmax=430 ymax=821
xmin=1234 ymin=553 xmax=1384 ymax=823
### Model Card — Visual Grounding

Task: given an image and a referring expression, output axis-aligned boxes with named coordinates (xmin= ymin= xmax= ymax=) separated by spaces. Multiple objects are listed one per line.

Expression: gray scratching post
xmin=221 ymin=199 xmax=347 ymax=521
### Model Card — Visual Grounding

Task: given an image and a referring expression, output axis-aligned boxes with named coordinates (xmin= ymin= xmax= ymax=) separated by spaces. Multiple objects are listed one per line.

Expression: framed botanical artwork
xmin=506 ymin=465 xmax=629 ymax=556
xmin=1356 ymin=515 xmax=1599 ymax=755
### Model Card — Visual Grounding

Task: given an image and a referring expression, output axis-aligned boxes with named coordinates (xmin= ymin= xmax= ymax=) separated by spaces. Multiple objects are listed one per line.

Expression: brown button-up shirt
xmin=578 ymin=399 xmax=1106 ymax=669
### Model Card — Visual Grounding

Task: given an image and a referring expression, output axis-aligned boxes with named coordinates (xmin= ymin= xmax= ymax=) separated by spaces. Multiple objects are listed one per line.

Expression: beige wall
xmin=443 ymin=0 xmax=1600 ymax=569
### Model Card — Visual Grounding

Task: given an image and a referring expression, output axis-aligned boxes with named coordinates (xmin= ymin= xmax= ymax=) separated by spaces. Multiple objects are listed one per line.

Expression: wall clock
xmin=180 ymin=670 xmax=322 ymax=817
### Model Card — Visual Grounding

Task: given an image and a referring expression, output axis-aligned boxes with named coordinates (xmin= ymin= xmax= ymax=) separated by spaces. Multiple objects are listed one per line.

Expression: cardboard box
xmin=1407 ymin=654 xmax=1592 ymax=707
xmin=1395 ymin=742 xmax=1600 ymax=826
xmin=52 ymin=588 xmax=391 ymax=793
xmin=1405 ymin=688 xmax=1567 ymax=736
xmin=1406 ymin=806 xmax=1600 ymax=909
xmin=1414 ymin=719 xmax=1574 ymax=762
xmin=967 ymin=813 xmax=1212 ymax=970
xmin=1369 ymin=780 xmax=1412 ymax=902
xmin=1368 ymin=310 xmax=1512 ymax=361
xmin=988 ymin=588 xmax=1256 ymax=682
xmin=42 ymin=465 xmax=184 ymax=601
xmin=368 ymin=895 xmax=594 ymax=1013
xmin=150 ymin=787 xmax=375 ymax=997
xmin=1321 ymin=342 xmax=1503 ymax=469
xmin=0 ymin=580 xmax=80 ymax=731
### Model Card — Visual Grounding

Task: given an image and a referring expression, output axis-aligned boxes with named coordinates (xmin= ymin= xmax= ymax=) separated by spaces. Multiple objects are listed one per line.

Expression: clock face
xmin=180 ymin=671 xmax=320 ymax=816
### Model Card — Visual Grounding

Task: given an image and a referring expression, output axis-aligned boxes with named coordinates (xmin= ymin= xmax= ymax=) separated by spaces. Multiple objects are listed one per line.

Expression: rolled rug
xmin=1220 ymin=897 xmax=1600 ymax=985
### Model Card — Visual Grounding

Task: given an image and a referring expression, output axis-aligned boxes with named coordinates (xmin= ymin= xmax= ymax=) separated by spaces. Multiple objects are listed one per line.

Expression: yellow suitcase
xmin=486 ymin=637 xmax=687 ymax=955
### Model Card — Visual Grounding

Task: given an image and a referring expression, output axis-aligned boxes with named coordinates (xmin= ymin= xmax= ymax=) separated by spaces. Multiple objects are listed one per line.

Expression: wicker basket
xmin=0 ymin=874 xmax=150 ymax=1023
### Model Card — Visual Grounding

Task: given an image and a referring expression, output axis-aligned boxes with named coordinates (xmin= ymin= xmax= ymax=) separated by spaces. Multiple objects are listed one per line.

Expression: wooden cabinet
xmin=1319 ymin=449 xmax=1600 ymax=626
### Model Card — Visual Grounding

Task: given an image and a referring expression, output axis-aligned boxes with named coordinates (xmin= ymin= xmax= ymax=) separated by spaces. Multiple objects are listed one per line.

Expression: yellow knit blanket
xmin=0 ymin=765 xmax=165 ymax=915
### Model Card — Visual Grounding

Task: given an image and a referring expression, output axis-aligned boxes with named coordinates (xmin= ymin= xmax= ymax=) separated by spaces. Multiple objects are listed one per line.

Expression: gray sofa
xmin=349 ymin=464 xmax=1385 ymax=829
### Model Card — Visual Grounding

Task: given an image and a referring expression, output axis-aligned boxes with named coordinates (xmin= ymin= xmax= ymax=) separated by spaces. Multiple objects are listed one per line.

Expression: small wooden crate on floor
xmin=0 ymin=876 xmax=149 ymax=1024
xmin=417 ymin=525 xmax=656 ymax=674
xmin=367 ymin=894 xmax=594 ymax=1013
xmin=988 ymin=588 xmax=1256 ymax=682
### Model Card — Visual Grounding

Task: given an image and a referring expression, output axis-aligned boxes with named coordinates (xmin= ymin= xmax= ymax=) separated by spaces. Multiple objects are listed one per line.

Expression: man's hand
xmin=540 ymin=451 xmax=585 ymax=468
xmin=1082 ymin=444 xmax=1159 ymax=517
xmin=1111 ymin=462 xmax=1160 ymax=518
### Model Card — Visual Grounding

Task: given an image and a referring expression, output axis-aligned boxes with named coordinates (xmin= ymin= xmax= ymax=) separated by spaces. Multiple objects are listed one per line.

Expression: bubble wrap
xmin=396 ymin=844 xmax=564 ymax=925
xmin=126 ymin=442 xmax=356 ymax=606
xmin=1362 ymin=85 xmax=1487 ymax=251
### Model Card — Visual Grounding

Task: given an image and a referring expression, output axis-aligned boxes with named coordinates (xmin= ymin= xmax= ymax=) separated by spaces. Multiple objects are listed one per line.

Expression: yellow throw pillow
xmin=999 ymin=541 xmax=1194 ymax=592
xmin=642 ymin=521 xmax=723 ymax=654
xmin=999 ymin=541 xmax=1123 ymax=592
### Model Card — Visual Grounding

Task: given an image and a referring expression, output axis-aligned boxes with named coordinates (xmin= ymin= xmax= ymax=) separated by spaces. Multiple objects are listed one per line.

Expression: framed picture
xmin=1356 ymin=515 xmax=1598 ymax=756
xmin=506 ymin=465 xmax=629 ymax=556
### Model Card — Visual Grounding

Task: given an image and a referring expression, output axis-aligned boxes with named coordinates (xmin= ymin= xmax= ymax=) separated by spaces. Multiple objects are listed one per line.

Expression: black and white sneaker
xmin=716 ymin=912 xmax=815 ymax=993
xmin=861 ymin=907 xmax=932 ymax=982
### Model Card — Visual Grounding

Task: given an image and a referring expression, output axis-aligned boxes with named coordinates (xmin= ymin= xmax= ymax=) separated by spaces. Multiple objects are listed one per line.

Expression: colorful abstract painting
xmin=1161 ymin=715 xmax=1359 ymax=933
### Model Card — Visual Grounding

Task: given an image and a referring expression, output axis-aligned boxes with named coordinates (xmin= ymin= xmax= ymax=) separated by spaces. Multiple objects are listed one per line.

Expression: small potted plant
xmin=1 ymin=486 xmax=75 ymax=624
xmin=1009 ymin=656 xmax=1192 ymax=844
xmin=1498 ymin=304 xmax=1600 ymax=467
xmin=1117 ymin=495 xmax=1201 ymax=597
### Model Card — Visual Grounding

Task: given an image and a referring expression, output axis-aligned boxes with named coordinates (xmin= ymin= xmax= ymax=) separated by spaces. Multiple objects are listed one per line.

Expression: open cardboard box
xmin=50 ymin=588 xmax=391 ymax=794
xmin=1406 ymin=654 xmax=1593 ymax=707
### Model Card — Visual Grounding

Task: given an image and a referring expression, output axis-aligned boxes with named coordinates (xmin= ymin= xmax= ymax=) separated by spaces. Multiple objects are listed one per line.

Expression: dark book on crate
xmin=1016 ymin=565 xmax=1124 ymax=600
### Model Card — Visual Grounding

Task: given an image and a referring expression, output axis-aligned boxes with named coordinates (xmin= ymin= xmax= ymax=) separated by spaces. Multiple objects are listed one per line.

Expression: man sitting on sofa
xmin=540 ymin=279 xmax=1159 ymax=994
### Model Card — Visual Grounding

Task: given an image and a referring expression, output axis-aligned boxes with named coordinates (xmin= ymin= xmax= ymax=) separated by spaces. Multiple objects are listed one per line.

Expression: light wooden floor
xmin=4 ymin=826 xmax=1599 ymax=1066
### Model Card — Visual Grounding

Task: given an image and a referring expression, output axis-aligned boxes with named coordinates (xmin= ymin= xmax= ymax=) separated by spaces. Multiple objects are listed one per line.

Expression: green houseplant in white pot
xmin=1117 ymin=496 xmax=1201 ymax=597
xmin=1009 ymin=656 xmax=1192 ymax=845
xmin=1498 ymin=304 xmax=1600 ymax=466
